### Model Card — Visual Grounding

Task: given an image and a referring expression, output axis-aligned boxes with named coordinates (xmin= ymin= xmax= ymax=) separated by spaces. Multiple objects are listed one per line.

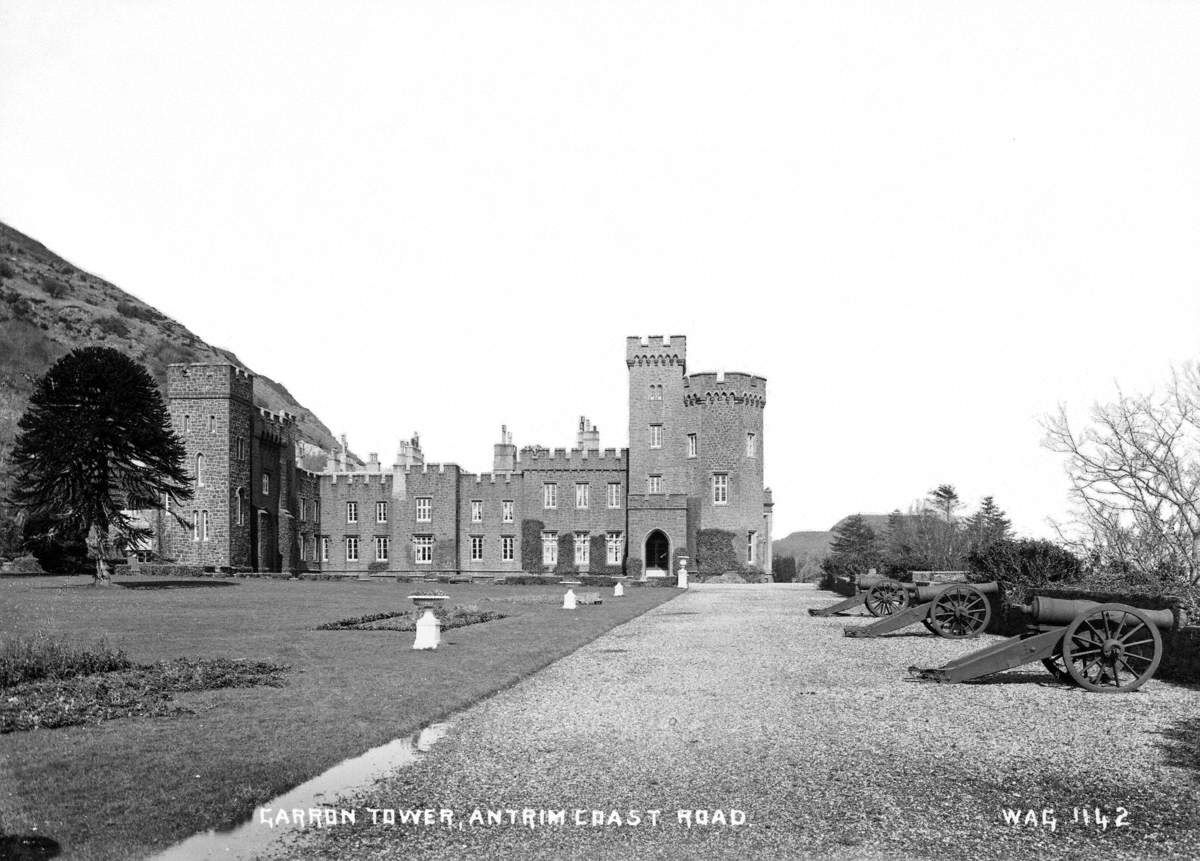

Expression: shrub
xmin=39 ymin=276 xmax=69 ymax=299
xmin=1 ymin=632 xmax=131 ymax=689
xmin=967 ymin=538 xmax=1083 ymax=604
xmin=116 ymin=300 xmax=162 ymax=322
xmin=772 ymin=556 xmax=797 ymax=582
xmin=696 ymin=529 xmax=739 ymax=575
xmin=96 ymin=316 xmax=130 ymax=338
xmin=520 ymin=519 xmax=544 ymax=574
xmin=0 ymin=260 xmax=15 ymax=279
xmin=2 ymin=290 xmax=32 ymax=319
xmin=554 ymin=533 xmax=575 ymax=575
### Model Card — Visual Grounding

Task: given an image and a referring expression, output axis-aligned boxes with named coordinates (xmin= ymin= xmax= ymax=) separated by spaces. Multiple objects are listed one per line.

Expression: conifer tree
xmin=8 ymin=347 xmax=193 ymax=583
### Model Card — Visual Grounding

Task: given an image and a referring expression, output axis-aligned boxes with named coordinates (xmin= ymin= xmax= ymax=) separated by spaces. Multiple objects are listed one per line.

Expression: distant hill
xmin=0 ymin=220 xmax=359 ymax=497
xmin=773 ymin=513 xmax=907 ymax=561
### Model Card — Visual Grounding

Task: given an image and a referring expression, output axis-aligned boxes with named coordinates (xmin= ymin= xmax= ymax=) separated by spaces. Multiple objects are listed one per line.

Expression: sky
xmin=2 ymin=1 xmax=1199 ymax=540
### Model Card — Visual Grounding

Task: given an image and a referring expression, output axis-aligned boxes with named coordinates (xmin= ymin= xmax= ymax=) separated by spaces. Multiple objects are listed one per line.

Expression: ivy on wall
xmin=554 ymin=533 xmax=574 ymax=576
xmin=521 ymin=519 xmax=544 ymax=574
xmin=696 ymin=528 xmax=739 ymax=575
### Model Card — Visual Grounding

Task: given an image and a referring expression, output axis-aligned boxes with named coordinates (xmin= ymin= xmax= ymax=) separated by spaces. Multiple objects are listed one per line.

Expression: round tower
xmin=684 ymin=370 xmax=767 ymax=570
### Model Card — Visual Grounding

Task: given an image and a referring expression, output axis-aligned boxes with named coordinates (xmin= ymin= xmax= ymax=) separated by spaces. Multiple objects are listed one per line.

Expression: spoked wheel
xmin=1040 ymin=641 xmax=1075 ymax=685
xmin=865 ymin=580 xmax=909 ymax=617
xmin=926 ymin=585 xmax=992 ymax=639
xmin=1061 ymin=604 xmax=1163 ymax=693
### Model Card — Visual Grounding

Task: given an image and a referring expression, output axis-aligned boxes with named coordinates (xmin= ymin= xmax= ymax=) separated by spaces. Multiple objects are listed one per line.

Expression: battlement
xmin=167 ymin=363 xmax=254 ymax=403
xmin=517 ymin=446 xmax=627 ymax=470
xmin=684 ymin=371 xmax=767 ymax=407
xmin=626 ymin=335 xmax=687 ymax=370
xmin=469 ymin=471 xmax=516 ymax=485
xmin=403 ymin=462 xmax=459 ymax=475
xmin=324 ymin=471 xmax=393 ymax=486
xmin=257 ymin=407 xmax=297 ymax=425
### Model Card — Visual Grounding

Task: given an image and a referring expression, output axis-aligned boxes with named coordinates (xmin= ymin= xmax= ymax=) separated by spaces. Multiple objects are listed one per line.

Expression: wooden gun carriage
xmin=908 ymin=597 xmax=1174 ymax=692
xmin=842 ymin=581 xmax=999 ymax=639
xmin=807 ymin=573 xmax=909 ymax=618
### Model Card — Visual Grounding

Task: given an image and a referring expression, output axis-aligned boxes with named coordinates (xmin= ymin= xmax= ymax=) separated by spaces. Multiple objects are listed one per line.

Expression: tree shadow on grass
xmin=1154 ymin=716 xmax=1200 ymax=786
xmin=0 ymin=832 xmax=61 ymax=859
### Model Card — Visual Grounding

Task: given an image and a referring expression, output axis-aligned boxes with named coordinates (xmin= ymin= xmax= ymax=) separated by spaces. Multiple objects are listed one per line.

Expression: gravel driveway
xmin=273 ymin=583 xmax=1200 ymax=860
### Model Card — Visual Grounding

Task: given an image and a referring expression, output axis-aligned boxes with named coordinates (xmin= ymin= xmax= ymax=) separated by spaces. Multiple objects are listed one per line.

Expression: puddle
xmin=152 ymin=722 xmax=450 ymax=860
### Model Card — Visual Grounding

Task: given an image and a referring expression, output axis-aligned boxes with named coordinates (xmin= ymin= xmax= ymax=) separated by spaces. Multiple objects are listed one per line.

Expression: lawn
xmin=0 ymin=575 xmax=676 ymax=860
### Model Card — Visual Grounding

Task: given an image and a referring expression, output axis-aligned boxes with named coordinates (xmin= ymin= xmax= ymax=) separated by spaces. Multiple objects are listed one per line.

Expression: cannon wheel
xmin=1061 ymin=603 xmax=1163 ymax=693
xmin=864 ymin=580 xmax=909 ymax=617
xmin=926 ymin=585 xmax=991 ymax=639
xmin=1040 ymin=642 xmax=1074 ymax=685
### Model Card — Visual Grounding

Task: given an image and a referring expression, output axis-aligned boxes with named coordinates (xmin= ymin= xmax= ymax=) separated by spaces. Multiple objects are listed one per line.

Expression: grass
xmin=0 ymin=574 xmax=675 ymax=860
xmin=1 ymin=657 xmax=288 ymax=733
xmin=0 ymin=630 xmax=131 ymax=687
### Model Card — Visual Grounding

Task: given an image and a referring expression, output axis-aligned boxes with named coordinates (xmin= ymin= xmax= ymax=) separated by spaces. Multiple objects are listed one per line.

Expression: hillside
xmin=0 ymin=220 xmax=358 ymax=492
xmin=773 ymin=514 xmax=905 ymax=561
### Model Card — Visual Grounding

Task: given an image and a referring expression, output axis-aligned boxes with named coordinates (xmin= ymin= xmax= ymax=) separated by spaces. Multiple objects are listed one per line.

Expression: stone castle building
xmin=154 ymin=335 xmax=772 ymax=578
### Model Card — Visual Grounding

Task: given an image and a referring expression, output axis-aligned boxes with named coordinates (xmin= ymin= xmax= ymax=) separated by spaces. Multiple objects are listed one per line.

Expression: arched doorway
xmin=644 ymin=529 xmax=670 ymax=576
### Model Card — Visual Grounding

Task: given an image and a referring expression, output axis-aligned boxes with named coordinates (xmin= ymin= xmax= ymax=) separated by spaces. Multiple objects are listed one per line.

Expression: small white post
xmin=677 ymin=556 xmax=689 ymax=589
xmin=412 ymin=609 xmax=440 ymax=650
xmin=563 ymin=588 xmax=577 ymax=610
xmin=613 ymin=582 xmax=625 ymax=598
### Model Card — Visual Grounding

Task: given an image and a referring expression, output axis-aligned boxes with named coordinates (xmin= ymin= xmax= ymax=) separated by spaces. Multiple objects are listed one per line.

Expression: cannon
xmin=808 ymin=573 xmax=912 ymax=618
xmin=908 ymin=597 xmax=1173 ymax=692
xmin=842 ymin=581 xmax=999 ymax=639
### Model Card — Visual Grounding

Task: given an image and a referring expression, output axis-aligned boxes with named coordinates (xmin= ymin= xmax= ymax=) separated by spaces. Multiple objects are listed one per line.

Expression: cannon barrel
xmin=913 ymin=580 xmax=999 ymax=603
xmin=858 ymin=574 xmax=888 ymax=590
xmin=1029 ymin=596 xmax=1175 ymax=629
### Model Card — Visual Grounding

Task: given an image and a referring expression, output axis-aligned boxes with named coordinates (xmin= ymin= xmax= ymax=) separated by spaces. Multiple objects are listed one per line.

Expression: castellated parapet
xmin=683 ymin=372 xmax=767 ymax=407
xmin=625 ymin=335 xmax=687 ymax=371
xmin=167 ymin=363 xmax=254 ymax=403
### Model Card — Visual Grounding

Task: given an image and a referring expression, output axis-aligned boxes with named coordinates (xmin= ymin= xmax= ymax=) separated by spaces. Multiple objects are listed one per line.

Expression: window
xmin=375 ymin=536 xmax=389 ymax=562
xmin=543 ymin=483 xmax=557 ymax=509
xmin=502 ymin=500 xmax=514 ymax=523
xmin=647 ymin=474 xmax=663 ymax=494
xmin=541 ymin=531 xmax=557 ymax=565
xmin=605 ymin=483 xmax=621 ymax=509
xmin=575 ymin=483 xmax=589 ymax=509
xmin=192 ymin=510 xmax=199 ymax=541
xmin=606 ymin=532 xmax=623 ymax=565
xmin=346 ymin=537 xmax=359 ymax=562
xmin=414 ymin=535 xmax=433 ymax=564
xmin=649 ymin=384 xmax=663 ymax=401
xmin=346 ymin=501 xmax=358 ymax=524
xmin=315 ymin=500 xmax=321 ymax=522
xmin=299 ymin=539 xmax=307 ymax=561
xmin=746 ymin=432 xmax=757 ymax=457
xmin=501 ymin=535 xmax=515 ymax=561
xmin=299 ymin=499 xmax=307 ymax=521
xmin=235 ymin=488 xmax=245 ymax=526
xmin=208 ymin=415 xmax=216 ymax=433
xmin=321 ymin=537 xmax=330 ymax=562
xmin=201 ymin=510 xmax=210 ymax=541
xmin=471 ymin=500 xmax=483 ymax=523
xmin=748 ymin=531 xmax=757 ymax=564
xmin=416 ymin=497 xmax=432 ymax=522
xmin=574 ymin=532 xmax=589 ymax=565
xmin=687 ymin=434 xmax=698 ymax=458
xmin=183 ymin=415 xmax=190 ymax=434
xmin=236 ymin=436 xmax=247 ymax=461
xmin=195 ymin=453 xmax=205 ymax=488
xmin=376 ymin=501 xmax=388 ymax=524
xmin=262 ymin=472 xmax=270 ymax=496
xmin=649 ymin=424 xmax=662 ymax=449
xmin=712 ymin=473 xmax=728 ymax=505
xmin=470 ymin=535 xmax=484 ymax=561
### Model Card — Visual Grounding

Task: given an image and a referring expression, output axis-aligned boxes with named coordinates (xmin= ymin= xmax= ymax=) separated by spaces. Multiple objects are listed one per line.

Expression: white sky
xmin=3 ymin=1 xmax=1199 ymax=539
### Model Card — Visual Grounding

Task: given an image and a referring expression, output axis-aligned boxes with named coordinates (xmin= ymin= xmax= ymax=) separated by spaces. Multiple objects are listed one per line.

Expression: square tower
xmin=162 ymin=364 xmax=255 ymax=567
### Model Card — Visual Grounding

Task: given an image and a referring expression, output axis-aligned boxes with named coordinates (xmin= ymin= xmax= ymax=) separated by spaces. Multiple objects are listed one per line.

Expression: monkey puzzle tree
xmin=7 ymin=347 xmax=192 ymax=583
